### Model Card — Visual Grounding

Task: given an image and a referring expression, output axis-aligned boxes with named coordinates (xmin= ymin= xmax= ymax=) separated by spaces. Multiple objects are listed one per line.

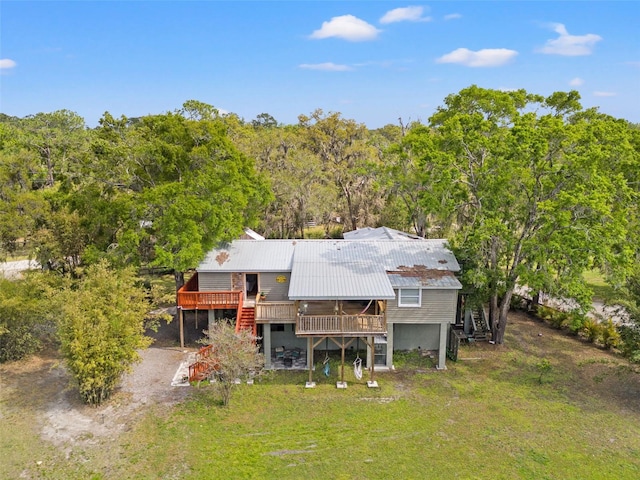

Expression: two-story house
xmin=176 ymin=227 xmax=462 ymax=381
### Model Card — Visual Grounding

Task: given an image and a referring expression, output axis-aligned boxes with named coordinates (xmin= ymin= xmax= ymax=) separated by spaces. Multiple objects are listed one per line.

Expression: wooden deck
xmin=177 ymin=273 xmax=243 ymax=310
xmin=177 ymin=274 xmax=388 ymax=337
xmin=255 ymin=301 xmax=297 ymax=323
xmin=296 ymin=314 xmax=386 ymax=336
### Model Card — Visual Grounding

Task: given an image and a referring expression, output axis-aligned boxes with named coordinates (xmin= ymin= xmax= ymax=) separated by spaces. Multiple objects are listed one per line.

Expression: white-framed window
xmin=398 ymin=288 xmax=421 ymax=307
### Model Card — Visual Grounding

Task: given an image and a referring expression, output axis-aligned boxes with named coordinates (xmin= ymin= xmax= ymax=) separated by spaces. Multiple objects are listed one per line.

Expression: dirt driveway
xmin=1 ymin=344 xmax=193 ymax=449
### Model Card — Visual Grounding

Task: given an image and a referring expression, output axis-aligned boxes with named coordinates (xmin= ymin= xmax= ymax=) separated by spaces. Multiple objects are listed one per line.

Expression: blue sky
xmin=1 ymin=1 xmax=639 ymax=127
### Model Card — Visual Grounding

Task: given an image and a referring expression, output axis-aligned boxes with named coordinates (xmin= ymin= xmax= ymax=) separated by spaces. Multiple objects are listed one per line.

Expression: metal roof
xmin=198 ymin=240 xmax=297 ymax=272
xmin=288 ymin=242 xmax=396 ymax=300
xmin=343 ymin=226 xmax=425 ymax=241
xmin=197 ymin=237 xmax=461 ymax=299
xmin=387 ymin=271 xmax=462 ymax=290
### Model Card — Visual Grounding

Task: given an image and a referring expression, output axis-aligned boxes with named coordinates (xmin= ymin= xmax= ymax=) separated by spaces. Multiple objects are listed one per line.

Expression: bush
xmin=535 ymin=306 xmax=567 ymax=329
xmin=581 ymin=317 xmax=603 ymax=343
xmin=618 ymin=324 xmax=640 ymax=362
xmin=601 ymin=319 xmax=620 ymax=349
xmin=0 ymin=274 xmax=60 ymax=363
xmin=567 ymin=313 xmax=587 ymax=336
xmin=58 ymin=262 xmax=152 ymax=405
xmin=0 ymin=325 xmax=41 ymax=362
xmin=549 ymin=311 xmax=569 ymax=329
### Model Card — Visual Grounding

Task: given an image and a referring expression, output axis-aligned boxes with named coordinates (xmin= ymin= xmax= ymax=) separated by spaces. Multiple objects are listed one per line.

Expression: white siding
xmin=387 ymin=289 xmax=457 ymax=324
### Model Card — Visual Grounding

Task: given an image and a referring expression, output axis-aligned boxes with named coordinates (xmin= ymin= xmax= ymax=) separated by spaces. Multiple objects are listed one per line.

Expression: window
xmin=398 ymin=288 xmax=421 ymax=307
xmin=272 ymin=324 xmax=285 ymax=332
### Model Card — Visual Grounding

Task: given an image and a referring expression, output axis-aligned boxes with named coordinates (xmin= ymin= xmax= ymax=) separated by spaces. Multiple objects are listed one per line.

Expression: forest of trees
xmin=2 ymin=86 xmax=640 ymax=391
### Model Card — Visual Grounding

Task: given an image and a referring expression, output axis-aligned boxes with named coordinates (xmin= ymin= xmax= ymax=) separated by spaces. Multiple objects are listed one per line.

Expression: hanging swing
xmin=323 ymin=337 xmax=330 ymax=377
xmin=353 ymin=338 xmax=363 ymax=380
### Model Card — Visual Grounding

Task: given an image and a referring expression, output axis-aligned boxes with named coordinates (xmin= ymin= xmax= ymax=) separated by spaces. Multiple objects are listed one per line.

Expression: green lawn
xmin=3 ymin=312 xmax=640 ymax=479
xmin=583 ymin=269 xmax=616 ymax=302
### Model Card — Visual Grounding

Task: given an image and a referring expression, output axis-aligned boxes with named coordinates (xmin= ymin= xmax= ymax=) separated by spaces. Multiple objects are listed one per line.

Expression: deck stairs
xmin=235 ymin=306 xmax=257 ymax=337
xmin=188 ymin=345 xmax=219 ymax=382
xmin=471 ymin=307 xmax=490 ymax=341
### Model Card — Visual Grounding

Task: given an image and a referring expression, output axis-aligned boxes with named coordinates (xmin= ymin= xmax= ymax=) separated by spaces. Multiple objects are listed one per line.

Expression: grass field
xmin=583 ymin=269 xmax=617 ymax=302
xmin=2 ymin=311 xmax=640 ymax=479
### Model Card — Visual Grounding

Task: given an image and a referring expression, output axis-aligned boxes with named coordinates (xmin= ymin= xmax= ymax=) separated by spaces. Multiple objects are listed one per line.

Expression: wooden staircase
xmin=188 ymin=345 xmax=219 ymax=382
xmin=471 ymin=307 xmax=490 ymax=341
xmin=235 ymin=306 xmax=257 ymax=337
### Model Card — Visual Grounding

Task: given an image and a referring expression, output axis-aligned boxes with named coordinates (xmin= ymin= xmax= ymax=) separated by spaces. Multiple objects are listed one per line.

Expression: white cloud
xmin=593 ymin=91 xmax=616 ymax=97
xmin=380 ymin=6 xmax=431 ymax=24
xmin=0 ymin=59 xmax=17 ymax=69
xmin=569 ymin=77 xmax=584 ymax=86
xmin=538 ymin=23 xmax=602 ymax=56
xmin=626 ymin=61 xmax=640 ymax=68
xmin=309 ymin=15 xmax=381 ymax=42
xmin=436 ymin=48 xmax=518 ymax=67
xmin=298 ymin=62 xmax=353 ymax=72
xmin=444 ymin=13 xmax=462 ymax=21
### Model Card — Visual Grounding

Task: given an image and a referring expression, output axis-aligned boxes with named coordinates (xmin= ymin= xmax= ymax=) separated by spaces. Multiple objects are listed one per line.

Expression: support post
xmin=306 ymin=337 xmax=315 ymax=388
xmin=437 ymin=322 xmax=448 ymax=370
xmin=386 ymin=321 xmax=394 ymax=368
xmin=179 ymin=307 xmax=184 ymax=348
xmin=263 ymin=323 xmax=272 ymax=369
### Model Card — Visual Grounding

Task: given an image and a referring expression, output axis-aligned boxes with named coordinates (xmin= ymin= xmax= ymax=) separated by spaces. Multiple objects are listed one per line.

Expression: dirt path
xmin=1 ymin=346 xmax=193 ymax=448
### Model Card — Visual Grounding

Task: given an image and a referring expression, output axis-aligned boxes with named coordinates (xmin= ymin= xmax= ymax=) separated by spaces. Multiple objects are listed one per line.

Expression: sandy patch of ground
xmin=1 ymin=345 xmax=193 ymax=449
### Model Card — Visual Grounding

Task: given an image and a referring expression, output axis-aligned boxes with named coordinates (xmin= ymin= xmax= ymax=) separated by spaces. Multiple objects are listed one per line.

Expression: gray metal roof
xmin=288 ymin=242 xmax=396 ymax=300
xmin=343 ymin=226 xmax=425 ymax=241
xmin=197 ymin=237 xmax=461 ymax=299
xmin=387 ymin=271 xmax=463 ymax=290
xmin=198 ymin=240 xmax=296 ymax=272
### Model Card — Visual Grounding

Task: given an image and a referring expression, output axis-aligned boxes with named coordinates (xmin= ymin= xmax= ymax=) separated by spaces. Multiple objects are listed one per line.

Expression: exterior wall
xmin=387 ymin=289 xmax=457 ymax=324
xmin=270 ymin=324 xmax=307 ymax=350
xmin=197 ymin=271 xmax=291 ymax=300
xmin=258 ymin=272 xmax=291 ymax=301
xmin=393 ymin=323 xmax=441 ymax=351
xmin=198 ymin=272 xmax=232 ymax=290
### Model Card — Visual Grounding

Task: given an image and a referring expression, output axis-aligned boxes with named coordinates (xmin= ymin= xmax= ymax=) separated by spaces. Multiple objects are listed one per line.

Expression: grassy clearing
xmin=583 ymin=269 xmax=616 ymax=302
xmin=3 ymin=312 xmax=640 ymax=479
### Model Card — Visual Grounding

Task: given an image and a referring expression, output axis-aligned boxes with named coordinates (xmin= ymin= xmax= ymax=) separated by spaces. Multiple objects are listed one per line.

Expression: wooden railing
xmin=255 ymin=301 xmax=297 ymax=323
xmin=177 ymin=289 xmax=242 ymax=310
xmin=296 ymin=314 xmax=386 ymax=336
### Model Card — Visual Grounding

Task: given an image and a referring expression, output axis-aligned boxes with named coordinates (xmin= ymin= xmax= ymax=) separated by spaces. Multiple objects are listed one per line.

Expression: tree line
xmin=1 ymin=86 xmax=640 ymax=402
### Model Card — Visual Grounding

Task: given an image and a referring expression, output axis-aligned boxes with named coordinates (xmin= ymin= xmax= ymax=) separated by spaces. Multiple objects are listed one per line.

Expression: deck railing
xmin=177 ymin=289 xmax=242 ymax=310
xmin=255 ymin=301 xmax=297 ymax=323
xmin=296 ymin=314 xmax=386 ymax=336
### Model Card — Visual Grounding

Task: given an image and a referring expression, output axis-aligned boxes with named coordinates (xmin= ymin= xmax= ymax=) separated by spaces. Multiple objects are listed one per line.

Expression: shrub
xmin=535 ymin=305 xmax=554 ymax=322
xmin=618 ymin=324 xmax=640 ymax=362
xmin=510 ymin=295 xmax=528 ymax=311
xmin=0 ymin=325 xmax=41 ymax=362
xmin=581 ymin=317 xmax=603 ymax=343
xmin=58 ymin=261 xmax=152 ymax=405
xmin=548 ymin=311 xmax=569 ymax=330
xmin=601 ymin=319 xmax=620 ymax=349
xmin=536 ymin=358 xmax=552 ymax=384
xmin=567 ymin=313 xmax=586 ymax=336
xmin=0 ymin=274 xmax=60 ymax=363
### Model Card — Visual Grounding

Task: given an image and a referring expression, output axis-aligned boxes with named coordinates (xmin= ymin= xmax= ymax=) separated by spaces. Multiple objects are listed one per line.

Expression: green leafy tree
xmin=57 ymin=261 xmax=152 ymax=405
xmin=298 ymin=110 xmax=381 ymax=231
xmin=82 ymin=103 xmax=272 ymax=289
xmin=421 ymin=86 xmax=636 ymax=344
xmin=200 ymin=320 xmax=264 ymax=406
xmin=0 ymin=121 xmax=49 ymax=258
